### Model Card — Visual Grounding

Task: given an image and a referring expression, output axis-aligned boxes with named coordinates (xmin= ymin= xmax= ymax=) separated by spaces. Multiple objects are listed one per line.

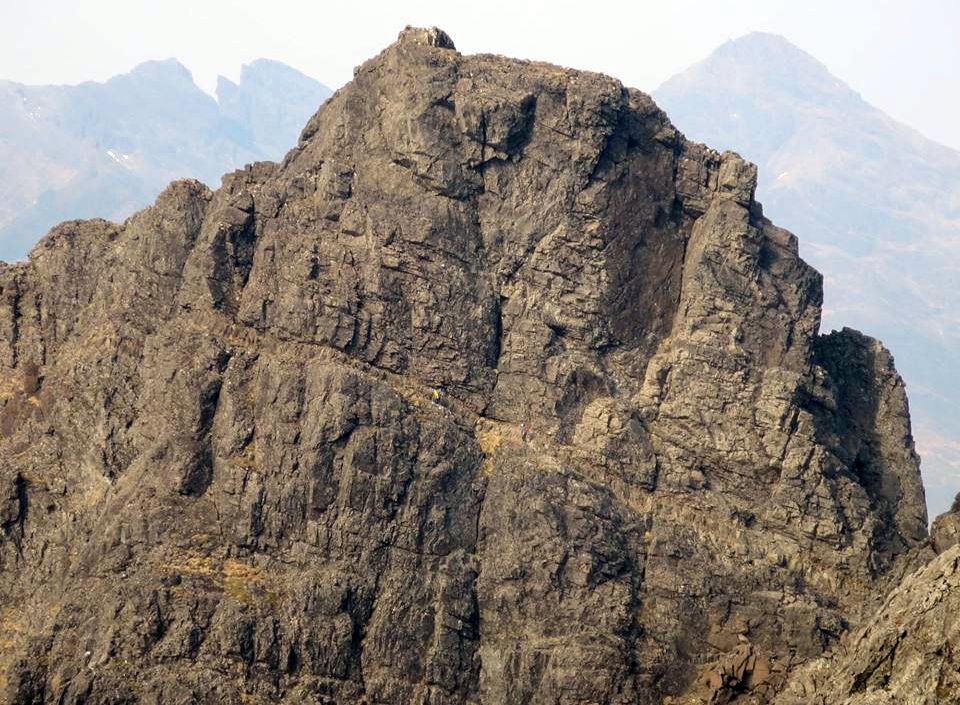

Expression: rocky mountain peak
xmin=712 ymin=32 xmax=830 ymax=71
xmin=216 ymin=56 xmax=332 ymax=157
xmin=125 ymin=57 xmax=196 ymax=85
xmin=396 ymin=25 xmax=457 ymax=50
xmin=0 ymin=28 xmax=931 ymax=704
xmin=655 ymin=30 xmax=960 ymax=521
xmin=673 ymin=32 xmax=859 ymax=103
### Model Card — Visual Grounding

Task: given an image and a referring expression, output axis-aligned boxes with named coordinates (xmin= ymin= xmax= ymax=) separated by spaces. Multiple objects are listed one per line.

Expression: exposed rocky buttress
xmin=0 ymin=27 xmax=930 ymax=705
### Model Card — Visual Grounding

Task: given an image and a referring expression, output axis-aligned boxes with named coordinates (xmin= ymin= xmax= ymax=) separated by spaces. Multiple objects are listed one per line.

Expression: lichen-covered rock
xmin=0 ymin=28 xmax=927 ymax=704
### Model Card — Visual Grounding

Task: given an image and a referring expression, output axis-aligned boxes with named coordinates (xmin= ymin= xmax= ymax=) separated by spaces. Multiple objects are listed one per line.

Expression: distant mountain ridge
xmin=0 ymin=58 xmax=332 ymax=261
xmin=655 ymin=32 xmax=960 ymax=517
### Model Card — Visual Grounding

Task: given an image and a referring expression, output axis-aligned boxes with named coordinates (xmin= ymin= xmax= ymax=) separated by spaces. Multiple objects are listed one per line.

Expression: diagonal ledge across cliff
xmin=0 ymin=27 xmax=931 ymax=705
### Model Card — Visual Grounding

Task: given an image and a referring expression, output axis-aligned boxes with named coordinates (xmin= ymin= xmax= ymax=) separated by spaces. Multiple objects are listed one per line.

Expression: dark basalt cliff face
xmin=0 ymin=28 xmax=930 ymax=705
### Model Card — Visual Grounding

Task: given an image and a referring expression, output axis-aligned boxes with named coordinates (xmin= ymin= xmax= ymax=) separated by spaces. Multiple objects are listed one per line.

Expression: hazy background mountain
xmin=0 ymin=59 xmax=331 ymax=261
xmin=656 ymin=32 xmax=960 ymax=518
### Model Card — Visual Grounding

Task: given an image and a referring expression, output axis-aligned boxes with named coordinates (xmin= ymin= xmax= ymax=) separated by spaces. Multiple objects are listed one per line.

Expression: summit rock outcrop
xmin=0 ymin=28 xmax=929 ymax=704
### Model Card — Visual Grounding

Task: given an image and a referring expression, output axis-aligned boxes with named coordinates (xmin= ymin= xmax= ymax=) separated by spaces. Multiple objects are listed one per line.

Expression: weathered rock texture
xmin=0 ymin=27 xmax=929 ymax=705
xmin=775 ymin=544 xmax=960 ymax=704
xmin=655 ymin=33 xmax=960 ymax=521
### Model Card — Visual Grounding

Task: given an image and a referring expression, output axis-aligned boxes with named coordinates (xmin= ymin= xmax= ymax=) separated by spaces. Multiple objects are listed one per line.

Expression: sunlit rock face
xmin=0 ymin=28 xmax=928 ymax=705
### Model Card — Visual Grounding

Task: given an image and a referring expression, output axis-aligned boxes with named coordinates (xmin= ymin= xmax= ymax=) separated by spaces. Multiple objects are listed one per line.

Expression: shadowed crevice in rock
xmin=808 ymin=329 xmax=927 ymax=569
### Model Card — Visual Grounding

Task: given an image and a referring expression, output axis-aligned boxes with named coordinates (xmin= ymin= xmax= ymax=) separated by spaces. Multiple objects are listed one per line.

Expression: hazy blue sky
xmin=2 ymin=0 xmax=958 ymax=149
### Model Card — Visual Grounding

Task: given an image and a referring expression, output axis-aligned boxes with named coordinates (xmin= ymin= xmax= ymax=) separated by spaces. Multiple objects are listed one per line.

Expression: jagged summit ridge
xmin=0 ymin=28 xmax=927 ymax=704
xmin=396 ymin=25 xmax=457 ymax=49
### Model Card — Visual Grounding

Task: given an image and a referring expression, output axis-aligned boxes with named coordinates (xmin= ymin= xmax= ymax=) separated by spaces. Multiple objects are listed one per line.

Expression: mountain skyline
xmin=0 ymin=57 xmax=332 ymax=261
xmin=5 ymin=2 xmax=959 ymax=153
xmin=2 ymin=31 xmax=957 ymax=519
xmin=656 ymin=31 xmax=960 ymax=518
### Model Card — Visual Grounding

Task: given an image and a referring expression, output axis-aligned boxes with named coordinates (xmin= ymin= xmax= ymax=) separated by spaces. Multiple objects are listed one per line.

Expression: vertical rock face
xmin=0 ymin=28 xmax=928 ymax=704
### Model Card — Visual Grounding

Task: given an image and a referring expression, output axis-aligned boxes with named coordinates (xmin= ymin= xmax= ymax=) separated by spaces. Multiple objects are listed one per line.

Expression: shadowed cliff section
xmin=0 ymin=28 xmax=929 ymax=704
